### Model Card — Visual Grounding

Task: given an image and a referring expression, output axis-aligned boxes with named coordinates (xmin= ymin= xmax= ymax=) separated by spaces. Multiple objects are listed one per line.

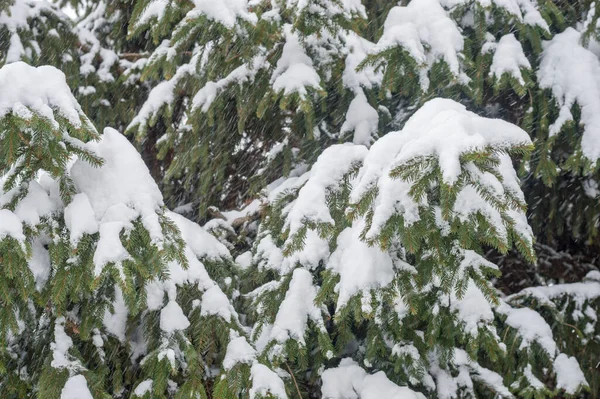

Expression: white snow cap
xmin=160 ymin=300 xmax=190 ymax=334
xmin=489 ymin=33 xmax=531 ymax=84
xmin=0 ymin=62 xmax=85 ymax=128
xmin=538 ymin=28 xmax=600 ymax=162
xmin=321 ymin=358 xmax=426 ymax=399
xmin=375 ymin=0 xmax=466 ymax=90
xmin=269 ymin=268 xmax=324 ymax=345
xmin=64 ymin=193 xmax=98 ymax=244
xmin=351 ymin=98 xmax=531 ymax=238
xmin=285 ymin=143 xmax=368 ymax=237
xmin=327 ymin=221 xmax=395 ymax=311
xmin=0 ymin=209 xmax=25 ymax=242
xmin=70 ymin=128 xmax=165 ymax=274
xmin=554 ymin=353 xmax=588 ymax=394
xmin=249 ymin=363 xmax=287 ymax=399
xmin=271 ymin=24 xmax=321 ymax=97
xmin=223 ymin=331 xmax=257 ymax=370
xmin=60 ymin=375 xmax=93 ymax=399
xmin=190 ymin=0 xmax=257 ymax=27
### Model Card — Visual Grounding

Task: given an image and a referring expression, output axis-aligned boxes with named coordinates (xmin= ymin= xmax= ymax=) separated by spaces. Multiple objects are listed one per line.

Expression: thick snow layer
xmin=103 ymin=287 xmax=128 ymax=341
xmin=269 ymin=268 xmax=324 ymax=345
xmin=0 ymin=62 xmax=84 ymax=128
xmin=449 ymin=281 xmax=494 ymax=336
xmin=160 ymin=300 xmax=190 ymax=333
xmin=439 ymin=0 xmax=548 ymax=29
xmin=60 ymin=375 xmax=93 ymax=399
xmin=70 ymin=128 xmax=166 ymax=274
xmin=64 ymin=193 xmax=98 ymax=244
xmin=342 ymin=91 xmax=379 ymax=146
xmin=190 ymin=0 xmax=257 ymax=27
xmin=51 ymin=317 xmax=80 ymax=371
xmin=497 ymin=303 xmax=556 ymax=356
xmin=327 ymin=221 xmax=395 ymax=310
xmin=271 ymin=24 xmax=321 ymax=97
xmin=223 ymin=331 xmax=257 ymax=370
xmin=351 ymin=98 xmax=530 ymax=238
xmin=285 ymin=143 xmax=367 ymax=238
xmin=71 ymin=128 xmax=164 ymax=239
xmin=321 ymin=358 xmax=426 ymax=399
xmin=508 ymin=277 xmax=600 ymax=309
xmin=554 ymin=353 xmax=588 ymax=394
xmin=167 ymin=211 xmax=230 ymax=260
xmin=538 ymin=28 xmax=600 ymax=161
xmin=391 ymin=99 xmax=531 ymax=184
xmin=375 ymin=0 xmax=466 ymax=90
xmin=133 ymin=379 xmax=153 ymax=397
xmin=249 ymin=363 xmax=287 ymax=399
xmin=1 ymin=181 xmax=58 ymax=227
xmin=489 ymin=34 xmax=531 ymax=84
xmin=200 ymin=285 xmax=237 ymax=322
xmin=342 ymin=32 xmax=382 ymax=92
xmin=0 ymin=209 xmax=25 ymax=242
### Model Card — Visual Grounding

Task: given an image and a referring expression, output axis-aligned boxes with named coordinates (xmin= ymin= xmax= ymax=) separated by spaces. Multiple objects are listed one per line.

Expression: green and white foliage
xmin=0 ymin=0 xmax=78 ymax=71
xmin=244 ymin=98 xmax=591 ymax=398
xmin=362 ymin=0 xmax=600 ymax=247
xmin=505 ymin=270 xmax=600 ymax=396
xmin=0 ymin=61 xmax=279 ymax=398
xmin=64 ymin=0 xmax=159 ymax=133
xmin=126 ymin=0 xmax=383 ymax=217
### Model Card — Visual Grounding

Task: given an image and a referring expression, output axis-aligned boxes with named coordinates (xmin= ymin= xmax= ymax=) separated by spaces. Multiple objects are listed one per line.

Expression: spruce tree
xmin=126 ymin=0 xmax=383 ymax=218
xmin=244 ymin=98 xmax=595 ymax=398
xmin=0 ymin=61 xmax=286 ymax=398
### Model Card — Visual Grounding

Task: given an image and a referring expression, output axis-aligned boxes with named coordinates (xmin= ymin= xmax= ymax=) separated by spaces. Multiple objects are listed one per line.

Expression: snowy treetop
xmin=0 ymin=62 xmax=88 ymax=129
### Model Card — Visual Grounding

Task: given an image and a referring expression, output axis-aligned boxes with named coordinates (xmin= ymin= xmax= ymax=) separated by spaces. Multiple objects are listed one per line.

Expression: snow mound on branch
xmin=497 ymin=303 xmax=557 ymax=356
xmin=223 ymin=331 xmax=257 ymax=370
xmin=286 ymin=143 xmax=368 ymax=237
xmin=554 ymin=353 xmax=588 ymax=394
xmin=167 ymin=211 xmax=230 ymax=260
xmin=375 ymin=0 xmax=466 ymax=90
xmin=0 ymin=209 xmax=25 ymax=242
xmin=321 ymin=358 xmax=426 ymax=398
xmin=0 ymin=62 xmax=85 ymax=128
xmin=269 ymin=268 xmax=324 ymax=345
xmin=189 ymin=0 xmax=257 ymax=27
xmin=351 ymin=98 xmax=531 ymax=238
xmin=441 ymin=0 xmax=548 ymax=29
xmin=327 ymin=221 xmax=395 ymax=310
xmin=538 ymin=27 xmax=600 ymax=161
xmin=343 ymin=32 xmax=382 ymax=91
xmin=64 ymin=193 xmax=98 ymax=244
xmin=489 ymin=33 xmax=531 ymax=84
xmin=391 ymin=98 xmax=531 ymax=183
xmin=271 ymin=24 xmax=321 ymax=97
xmin=249 ymin=363 xmax=287 ymax=399
xmin=342 ymin=91 xmax=379 ymax=146
xmin=71 ymin=128 xmax=163 ymax=226
xmin=160 ymin=300 xmax=190 ymax=333
xmin=60 ymin=375 xmax=93 ymax=399
xmin=70 ymin=128 xmax=164 ymax=262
